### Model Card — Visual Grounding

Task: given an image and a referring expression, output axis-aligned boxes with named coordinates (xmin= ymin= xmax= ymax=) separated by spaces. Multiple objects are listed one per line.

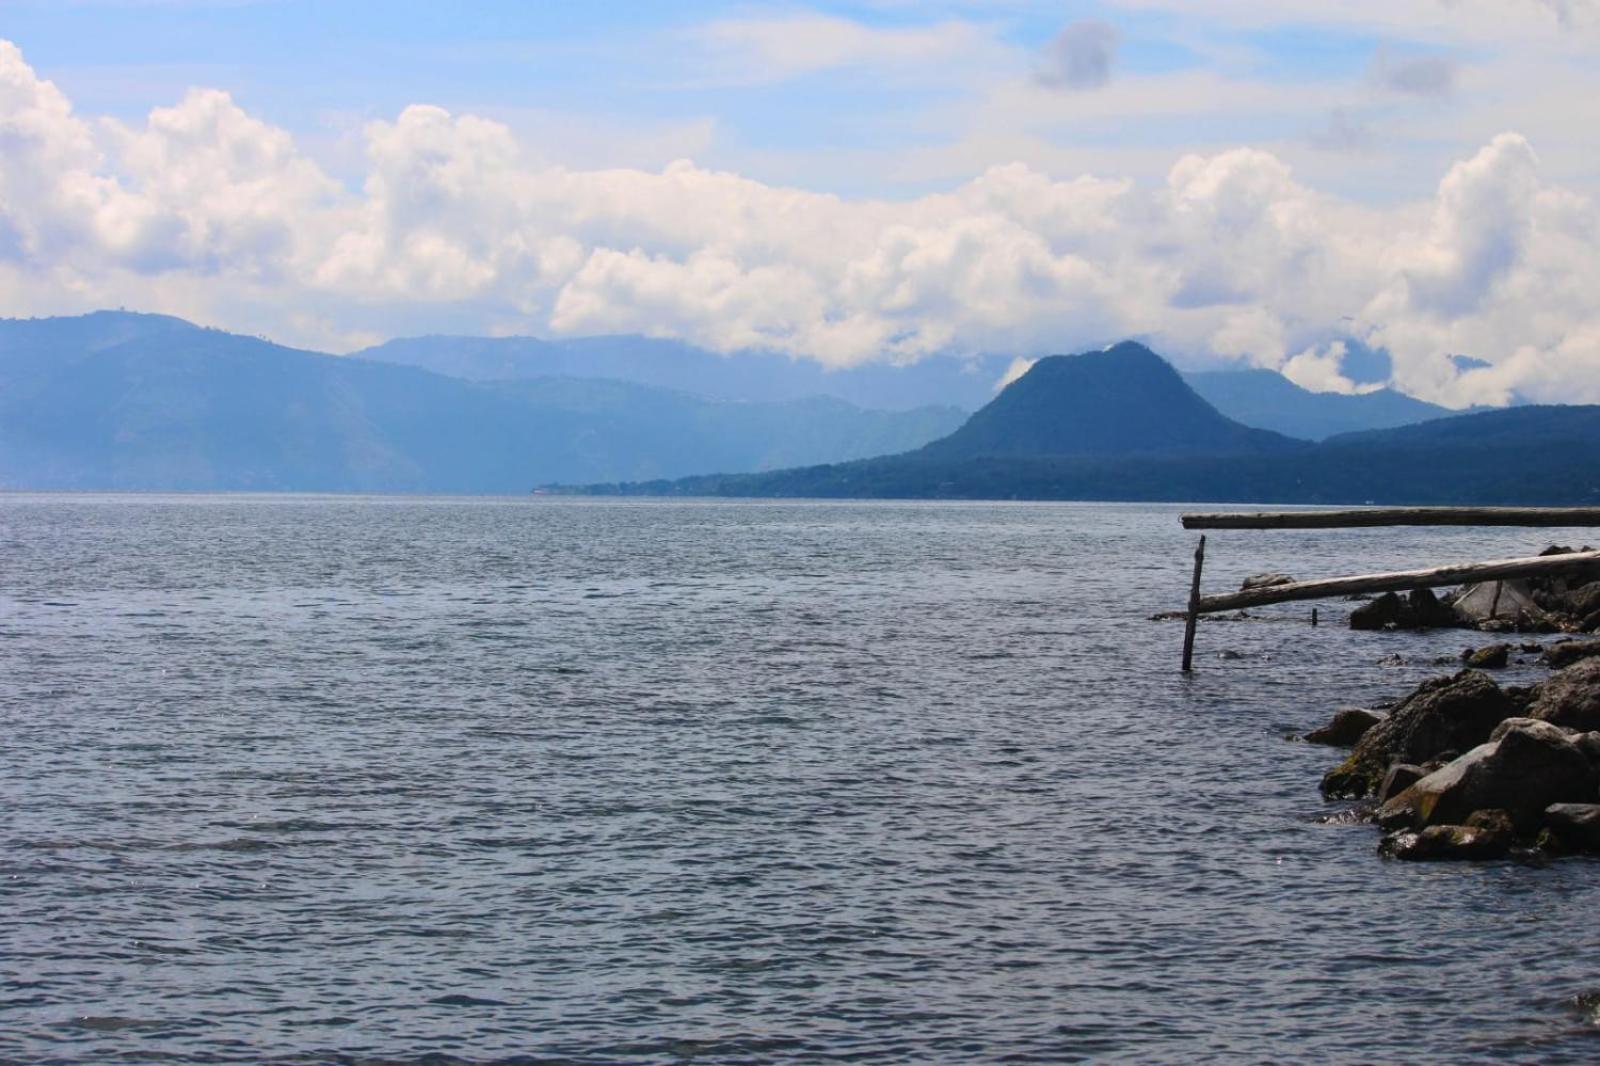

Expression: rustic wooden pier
xmin=1178 ymin=508 xmax=1600 ymax=672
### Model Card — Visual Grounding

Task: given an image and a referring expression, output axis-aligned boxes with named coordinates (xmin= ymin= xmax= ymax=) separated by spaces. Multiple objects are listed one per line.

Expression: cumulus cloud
xmin=1035 ymin=21 xmax=1120 ymax=90
xmin=2 ymin=39 xmax=1600 ymax=406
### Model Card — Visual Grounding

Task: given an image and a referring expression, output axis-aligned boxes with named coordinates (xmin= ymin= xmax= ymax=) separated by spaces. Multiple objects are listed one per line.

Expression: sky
xmin=2 ymin=0 xmax=1599 ymax=406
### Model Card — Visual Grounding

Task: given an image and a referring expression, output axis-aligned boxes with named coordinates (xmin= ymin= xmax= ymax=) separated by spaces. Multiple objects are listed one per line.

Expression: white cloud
xmin=688 ymin=14 xmax=999 ymax=85
xmin=3 ymin=39 xmax=1600 ymax=405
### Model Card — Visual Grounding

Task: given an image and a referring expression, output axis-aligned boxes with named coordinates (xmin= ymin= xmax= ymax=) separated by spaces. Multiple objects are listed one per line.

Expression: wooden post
xmin=1181 ymin=535 xmax=1206 ymax=673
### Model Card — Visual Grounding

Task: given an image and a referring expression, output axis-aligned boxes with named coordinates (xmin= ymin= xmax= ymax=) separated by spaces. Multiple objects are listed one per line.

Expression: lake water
xmin=2 ymin=495 xmax=1598 ymax=1063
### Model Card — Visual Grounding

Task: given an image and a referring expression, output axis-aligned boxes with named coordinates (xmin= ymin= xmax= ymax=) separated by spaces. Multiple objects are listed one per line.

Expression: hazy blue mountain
xmin=923 ymin=342 xmax=1298 ymax=459
xmin=0 ymin=312 xmax=964 ymax=491
xmin=566 ymin=345 xmax=1600 ymax=505
xmin=355 ymin=333 xmax=1015 ymax=411
xmin=1184 ymin=368 xmax=1457 ymax=440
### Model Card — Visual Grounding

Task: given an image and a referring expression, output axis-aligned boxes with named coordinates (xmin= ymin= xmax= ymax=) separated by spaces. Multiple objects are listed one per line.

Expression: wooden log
xmin=1181 ymin=507 xmax=1600 ymax=531
xmin=1181 ymin=535 xmax=1205 ymax=673
xmin=1194 ymin=549 xmax=1600 ymax=615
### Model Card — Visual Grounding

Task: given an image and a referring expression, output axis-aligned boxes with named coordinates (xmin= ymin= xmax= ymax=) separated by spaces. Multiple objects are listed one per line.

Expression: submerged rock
xmin=1241 ymin=572 xmax=1294 ymax=591
xmin=1462 ymin=643 xmax=1511 ymax=669
xmin=1305 ymin=708 xmax=1384 ymax=747
xmin=1320 ymin=671 xmax=1513 ymax=798
xmin=1378 ymin=719 xmax=1597 ymax=831
xmin=1379 ymin=817 xmax=1513 ymax=861
xmin=1528 ymin=658 xmax=1600 ymax=732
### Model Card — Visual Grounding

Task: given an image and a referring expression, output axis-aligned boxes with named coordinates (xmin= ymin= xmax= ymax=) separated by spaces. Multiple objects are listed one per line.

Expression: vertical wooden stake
xmin=1311 ymin=608 xmax=1319 ymax=627
xmin=1182 ymin=535 xmax=1206 ymax=673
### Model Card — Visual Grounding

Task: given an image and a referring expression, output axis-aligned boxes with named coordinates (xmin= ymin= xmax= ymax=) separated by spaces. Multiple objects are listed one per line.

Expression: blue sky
xmin=2 ymin=1 xmax=1598 ymax=405
xmin=3 ymin=0 xmax=1562 ymax=200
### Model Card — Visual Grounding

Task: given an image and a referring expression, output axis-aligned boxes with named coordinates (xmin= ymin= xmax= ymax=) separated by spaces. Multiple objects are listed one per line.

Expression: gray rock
xmin=1378 ymin=719 xmax=1597 ymax=831
xmin=1544 ymin=639 xmax=1600 ymax=670
xmin=1542 ymin=803 xmax=1600 ymax=851
xmin=1569 ymin=580 xmax=1600 ymax=618
xmin=1320 ymin=671 xmax=1513 ymax=799
xmin=1528 ymin=658 xmax=1600 ymax=732
xmin=1378 ymin=763 xmax=1426 ymax=804
xmin=1453 ymin=580 xmax=1548 ymax=627
xmin=1305 ymin=708 xmax=1385 ymax=747
xmin=1241 ymin=572 xmax=1294 ymax=591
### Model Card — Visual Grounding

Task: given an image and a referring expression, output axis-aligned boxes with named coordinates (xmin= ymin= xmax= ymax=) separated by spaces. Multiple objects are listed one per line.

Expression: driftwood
xmin=1195 ymin=549 xmax=1600 ymax=615
xmin=1181 ymin=508 xmax=1600 ymax=531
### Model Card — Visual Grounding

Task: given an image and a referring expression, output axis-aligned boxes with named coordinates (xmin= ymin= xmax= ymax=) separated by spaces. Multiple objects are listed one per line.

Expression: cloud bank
xmin=2 ymin=38 xmax=1598 ymax=406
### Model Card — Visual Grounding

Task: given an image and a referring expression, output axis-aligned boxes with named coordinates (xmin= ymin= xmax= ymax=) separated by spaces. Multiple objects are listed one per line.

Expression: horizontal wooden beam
xmin=1181 ymin=507 xmax=1600 ymax=530
xmin=1195 ymin=548 xmax=1600 ymax=615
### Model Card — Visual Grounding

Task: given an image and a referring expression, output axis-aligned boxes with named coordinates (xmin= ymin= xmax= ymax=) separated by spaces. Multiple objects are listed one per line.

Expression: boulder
xmin=1544 ymin=639 xmax=1600 ymax=670
xmin=1452 ymin=580 xmax=1549 ymax=628
xmin=1462 ymin=643 xmax=1511 ymax=669
xmin=1351 ymin=588 xmax=1460 ymax=631
xmin=1569 ymin=580 xmax=1600 ymax=618
xmin=1304 ymin=708 xmax=1385 ymax=747
xmin=1527 ymin=658 xmax=1600 ymax=731
xmin=1241 ymin=572 xmax=1294 ymax=591
xmin=1320 ymin=671 xmax=1513 ymax=798
xmin=1378 ymin=763 xmax=1426 ymax=804
xmin=1378 ymin=719 xmax=1597 ymax=831
xmin=1542 ymin=803 xmax=1600 ymax=851
xmin=1379 ymin=819 xmax=1512 ymax=861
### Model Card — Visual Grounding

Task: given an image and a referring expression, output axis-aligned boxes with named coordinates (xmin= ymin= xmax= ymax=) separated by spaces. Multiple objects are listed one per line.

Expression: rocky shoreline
xmin=1302 ymin=547 xmax=1600 ymax=862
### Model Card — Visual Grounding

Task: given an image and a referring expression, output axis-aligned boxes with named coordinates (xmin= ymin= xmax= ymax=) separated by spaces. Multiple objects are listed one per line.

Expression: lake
xmin=2 ymin=495 xmax=1597 ymax=1062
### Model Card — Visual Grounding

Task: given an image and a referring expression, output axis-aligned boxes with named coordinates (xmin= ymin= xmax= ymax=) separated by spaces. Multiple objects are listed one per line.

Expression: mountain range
xmin=570 ymin=343 xmax=1600 ymax=505
xmin=0 ymin=312 xmax=962 ymax=492
xmin=357 ymin=330 xmax=1468 ymax=439
xmin=3 ymin=311 xmax=1583 ymax=500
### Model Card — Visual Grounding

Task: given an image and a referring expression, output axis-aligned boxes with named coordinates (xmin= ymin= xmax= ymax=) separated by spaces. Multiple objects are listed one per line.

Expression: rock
xmin=1218 ymin=649 xmax=1245 ymax=660
xmin=1378 ymin=719 xmax=1597 ymax=831
xmin=1305 ymin=708 xmax=1385 ymax=747
xmin=1452 ymin=580 xmax=1549 ymax=628
xmin=1542 ymin=803 xmax=1600 ymax=851
xmin=1544 ymin=639 xmax=1600 ymax=670
xmin=1241 ymin=572 xmax=1294 ymax=591
xmin=1574 ymin=731 xmax=1600 ymax=770
xmin=1377 ymin=653 xmax=1407 ymax=667
xmin=1570 ymin=580 xmax=1600 ymax=618
xmin=1528 ymin=658 xmax=1600 ymax=731
xmin=1520 ymin=642 xmax=1544 ymax=654
xmin=1462 ymin=643 xmax=1511 ymax=669
xmin=1320 ymin=670 xmax=1513 ymax=798
xmin=1350 ymin=592 xmax=1403 ymax=630
xmin=1378 ymin=763 xmax=1426 ymax=803
xmin=1466 ymin=808 xmax=1516 ymax=836
xmin=1379 ymin=821 xmax=1512 ymax=861
xmin=1351 ymin=588 xmax=1460 ymax=631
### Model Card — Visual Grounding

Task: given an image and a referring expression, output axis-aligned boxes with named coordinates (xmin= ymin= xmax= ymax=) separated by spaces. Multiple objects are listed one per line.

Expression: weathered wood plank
xmin=1195 ymin=549 xmax=1600 ymax=615
xmin=1181 ymin=508 xmax=1600 ymax=530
